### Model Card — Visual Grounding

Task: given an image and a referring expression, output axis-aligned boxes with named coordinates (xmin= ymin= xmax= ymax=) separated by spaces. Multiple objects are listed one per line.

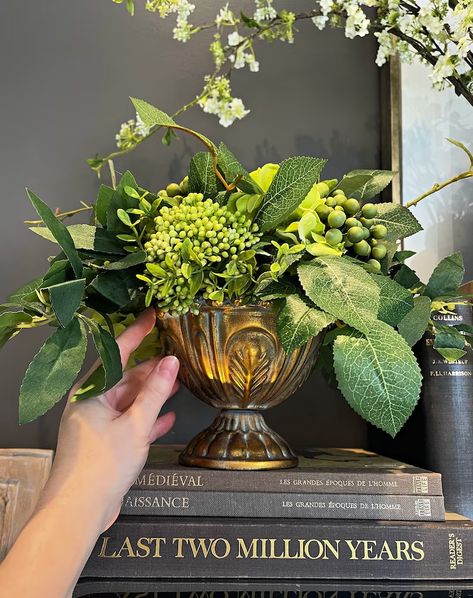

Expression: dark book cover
xmin=82 ymin=513 xmax=473 ymax=581
xmin=134 ymin=446 xmax=443 ymax=496
xmin=121 ymin=489 xmax=445 ymax=521
xmin=73 ymin=584 xmax=473 ymax=598
xmin=417 ymin=304 xmax=473 ymax=519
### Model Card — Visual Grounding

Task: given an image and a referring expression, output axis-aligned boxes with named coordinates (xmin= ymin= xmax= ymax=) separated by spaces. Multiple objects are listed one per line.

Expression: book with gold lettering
xmin=81 ymin=512 xmax=473 ymax=581
xmin=132 ymin=446 xmax=443 ymax=496
xmin=120 ymin=489 xmax=445 ymax=521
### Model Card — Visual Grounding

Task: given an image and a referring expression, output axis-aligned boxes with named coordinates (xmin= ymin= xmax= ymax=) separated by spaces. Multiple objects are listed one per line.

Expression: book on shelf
xmin=73 ymin=582 xmax=473 ymax=598
xmin=133 ymin=445 xmax=443 ymax=496
xmin=82 ymin=512 xmax=472 ymax=581
xmin=121 ymin=489 xmax=445 ymax=521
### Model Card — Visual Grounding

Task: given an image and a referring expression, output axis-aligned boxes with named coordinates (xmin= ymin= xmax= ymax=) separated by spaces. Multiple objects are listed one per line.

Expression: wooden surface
xmin=0 ymin=448 xmax=53 ymax=557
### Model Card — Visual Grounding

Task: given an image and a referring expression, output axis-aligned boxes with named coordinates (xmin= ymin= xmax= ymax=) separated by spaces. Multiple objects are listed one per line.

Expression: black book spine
xmin=121 ymin=490 xmax=445 ymax=521
xmin=133 ymin=469 xmax=443 ymax=496
xmin=417 ymin=305 xmax=473 ymax=519
xmin=82 ymin=516 xmax=473 ymax=580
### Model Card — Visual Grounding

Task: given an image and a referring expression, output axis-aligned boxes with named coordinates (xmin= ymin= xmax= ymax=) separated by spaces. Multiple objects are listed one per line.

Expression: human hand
xmin=37 ymin=308 xmax=179 ymax=532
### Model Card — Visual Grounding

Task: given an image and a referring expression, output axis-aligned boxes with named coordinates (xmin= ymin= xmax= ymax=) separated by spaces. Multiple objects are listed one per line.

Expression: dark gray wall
xmin=0 ymin=1 xmax=381 ymax=449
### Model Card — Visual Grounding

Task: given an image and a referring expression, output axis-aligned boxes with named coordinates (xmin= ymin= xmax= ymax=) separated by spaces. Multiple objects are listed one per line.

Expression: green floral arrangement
xmin=2 ymin=98 xmax=472 ymax=436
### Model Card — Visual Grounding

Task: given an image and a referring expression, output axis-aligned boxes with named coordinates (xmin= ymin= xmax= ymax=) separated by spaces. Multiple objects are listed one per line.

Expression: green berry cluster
xmin=142 ymin=189 xmax=260 ymax=315
xmin=316 ymin=190 xmax=388 ymax=271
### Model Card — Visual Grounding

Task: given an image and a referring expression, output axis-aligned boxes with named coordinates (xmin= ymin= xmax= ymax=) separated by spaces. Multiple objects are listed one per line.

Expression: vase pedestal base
xmin=179 ymin=409 xmax=298 ymax=470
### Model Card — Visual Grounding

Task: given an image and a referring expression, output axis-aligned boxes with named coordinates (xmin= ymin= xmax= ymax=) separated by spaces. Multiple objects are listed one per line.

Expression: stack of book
xmin=81 ymin=446 xmax=473 ymax=581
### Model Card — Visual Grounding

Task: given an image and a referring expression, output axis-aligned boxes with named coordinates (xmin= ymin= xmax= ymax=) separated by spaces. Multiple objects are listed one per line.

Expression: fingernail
xmin=157 ymin=355 xmax=179 ymax=378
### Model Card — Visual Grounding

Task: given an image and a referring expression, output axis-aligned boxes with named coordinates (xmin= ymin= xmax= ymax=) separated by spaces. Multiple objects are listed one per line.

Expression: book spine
xmin=121 ymin=490 xmax=445 ymax=521
xmin=82 ymin=517 xmax=473 ymax=580
xmin=418 ymin=305 xmax=473 ymax=519
xmin=133 ymin=469 xmax=443 ymax=496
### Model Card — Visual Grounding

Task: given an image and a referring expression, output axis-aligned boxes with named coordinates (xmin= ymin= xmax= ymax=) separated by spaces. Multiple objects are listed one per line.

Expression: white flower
xmin=418 ymin=6 xmax=443 ymax=36
xmin=228 ymin=31 xmax=244 ymax=46
xmin=345 ymin=5 xmax=370 ymax=38
xmin=173 ymin=19 xmax=193 ymax=42
xmin=215 ymin=4 xmax=237 ymax=27
xmin=248 ymin=57 xmax=260 ymax=72
xmin=254 ymin=0 xmax=277 ymax=21
xmin=135 ymin=113 xmax=150 ymax=137
xmin=312 ymin=15 xmax=329 ymax=30
xmin=319 ymin=0 xmax=334 ymax=16
xmin=431 ymin=55 xmax=454 ymax=85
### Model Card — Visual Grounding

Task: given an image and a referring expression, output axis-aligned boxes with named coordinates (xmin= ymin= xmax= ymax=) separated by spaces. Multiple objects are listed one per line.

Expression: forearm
xmin=0 ymin=484 xmax=107 ymax=598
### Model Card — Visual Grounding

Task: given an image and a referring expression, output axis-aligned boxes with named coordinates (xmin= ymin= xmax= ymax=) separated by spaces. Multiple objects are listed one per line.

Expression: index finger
xmin=116 ymin=308 xmax=156 ymax=367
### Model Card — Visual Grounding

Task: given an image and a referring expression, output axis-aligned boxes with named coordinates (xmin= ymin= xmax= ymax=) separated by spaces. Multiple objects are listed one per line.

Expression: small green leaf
xmin=73 ymin=321 xmax=122 ymax=400
xmin=217 ymin=142 xmax=262 ymax=194
xmin=27 ymin=189 xmax=82 ymax=278
xmin=433 ymin=323 xmax=466 ymax=350
xmin=298 ymin=211 xmax=324 ymax=242
xmin=146 ymin=263 xmax=168 ymax=277
xmin=277 ymin=295 xmax=335 ymax=353
xmin=434 ymin=347 xmax=467 ymax=362
xmin=333 ymin=320 xmax=422 ymax=437
xmin=42 ymin=259 xmax=71 ymax=288
xmin=7 ymin=277 xmax=44 ymax=304
xmin=254 ymin=278 xmax=298 ymax=300
xmin=393 ymin=264 xmax=420 ymax=290
xmin=255 ymin=156 xmax=327 ymax=232
xmin=336 ymin=169 xmax=395 ymax=201
xmin=424 ymin=252 xmax=465 ymax=300
xmin=100 ymin=251 xmax=146 ymax=270
xmin=19 ymin=318 xmax=88 ymax=423
xmin=95 ymin=184 xmax=114 ymax=226
xmin=0 ymin=311 xmax=33 ymax=349
xmin=48 ymin=278 xmax=86 ymax=328
xmin=370 ymin=274 xmax=414 ymax=326
xmin=124 ymin=185 xmax=141 ymax=199
xmin=130 ymin=97 xmax=177 ymax=128
xmin=117 ymin=208 xmax=133 ymax=227
xmin=298 ymin=256 xmax=380 ymax=334
xmin=397 ymin=296 xmax=432 ymax=347
xmin=209 ymin=290 xmax=224 ymax=301
xmin=393 ymin=250 xmax=416 ymax=264
xmin=188 ymin=152 xmax=219 ymax=197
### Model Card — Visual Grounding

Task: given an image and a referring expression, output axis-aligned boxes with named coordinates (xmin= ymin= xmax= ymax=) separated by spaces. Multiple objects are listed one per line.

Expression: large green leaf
xmin=372 ymin=203 xmax=422 ymax=241
xmin=48 ymin=279 xmax=86 ymax=328
xmin=217 ymin=142 xmax=262 ymax=194
xmin=0 ymin=311 xmax=33 ymax=349
xmin=73 ymin=320 xmax=122 ymax=400
xmin=335 ymin=169 xmax=395 ymax=201
xmin=370 ymin=274 xmax=414 ymax=326
xmin=90 ymin=269 xmax=138 ymax=307
xmin=333 ymin=320 xmax=422 ymax=437
xmin=423 ymin=252 xmax=465 ymax=299
xmin=188 ymin=152 xmax=219 ymax=197
xmin=255 ymin=156 xmax=327 ymax=232
xmin=19 ymin=318 xmax=88 ymax=423
xmin=277 ymin=294 xmax=335 ymax=353
xmin=30 ymin=224 xmax=125 ymax=254
xmin=298 ymin=256 xmax=380 ymax=334
xmin=27 ymin=189 xmax=83 ymax=278
xmin=397 ymin=295 xmax=432 ymax=347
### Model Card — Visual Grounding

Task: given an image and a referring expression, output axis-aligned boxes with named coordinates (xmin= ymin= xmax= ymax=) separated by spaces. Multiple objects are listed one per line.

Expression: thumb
xmin=128 ymin=356 xmax=179 ymax=432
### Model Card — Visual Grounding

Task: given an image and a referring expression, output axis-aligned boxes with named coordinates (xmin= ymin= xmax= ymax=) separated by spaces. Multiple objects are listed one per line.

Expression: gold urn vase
xmin=156 ymin=304 xmax=323 ymax=470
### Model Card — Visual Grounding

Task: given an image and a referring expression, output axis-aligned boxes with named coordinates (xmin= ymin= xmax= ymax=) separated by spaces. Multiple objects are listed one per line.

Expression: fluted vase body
xmin=157 ymin=304 xmax=323 ymax=470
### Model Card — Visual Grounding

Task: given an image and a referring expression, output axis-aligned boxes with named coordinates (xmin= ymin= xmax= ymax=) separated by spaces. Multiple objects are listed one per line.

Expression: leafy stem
xmin=24 ymin=204 xmax=94 ymax=225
